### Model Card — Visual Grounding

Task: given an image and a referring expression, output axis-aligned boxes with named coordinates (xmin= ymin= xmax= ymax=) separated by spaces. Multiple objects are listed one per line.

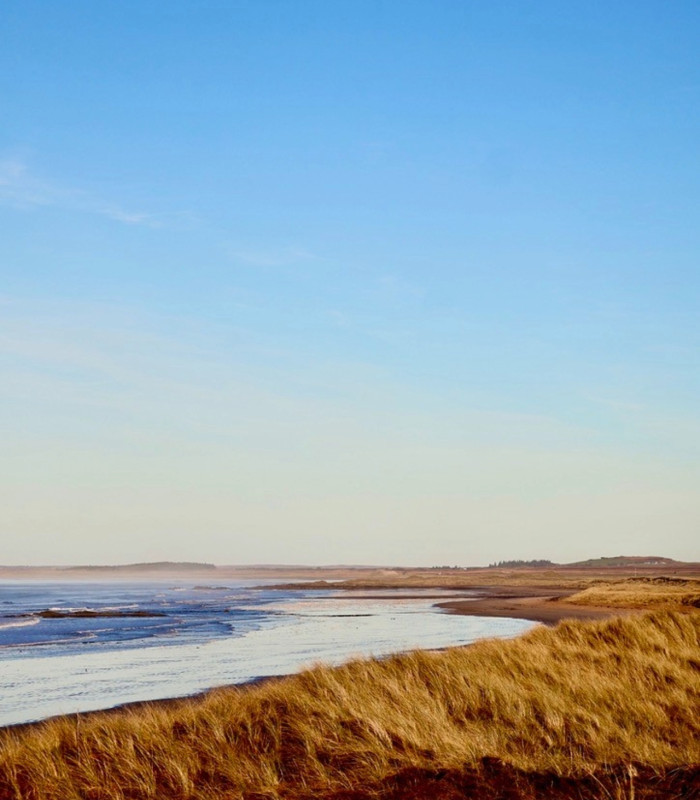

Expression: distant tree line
xmin=488 ymin=559 xmax=556 ymax=568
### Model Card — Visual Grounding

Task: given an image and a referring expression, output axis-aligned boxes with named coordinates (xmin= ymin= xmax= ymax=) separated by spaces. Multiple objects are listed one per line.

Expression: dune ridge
xmin=0 ymin=610 xmax=698 ymax=799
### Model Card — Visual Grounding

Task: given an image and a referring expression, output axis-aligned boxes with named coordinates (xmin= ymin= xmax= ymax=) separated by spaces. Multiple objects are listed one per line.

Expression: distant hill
xmin=58 ymin=562 xmax=216 ymax=573
xmin=484 ymin=556 xmax=688 ymax=570
xmin=566 ymin=556 xmax=682 ymax=568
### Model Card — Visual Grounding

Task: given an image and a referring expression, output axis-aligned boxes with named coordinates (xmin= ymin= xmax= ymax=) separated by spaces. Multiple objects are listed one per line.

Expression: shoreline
xmin=0 ymin=586 xmax=637 ymax=732
xmin=0 ymin=586 xmax=529 ymax=730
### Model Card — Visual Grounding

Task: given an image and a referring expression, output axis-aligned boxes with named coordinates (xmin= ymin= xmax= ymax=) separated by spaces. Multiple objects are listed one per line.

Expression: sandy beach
xmin=436 ymin=585 xmax=635 ymax=625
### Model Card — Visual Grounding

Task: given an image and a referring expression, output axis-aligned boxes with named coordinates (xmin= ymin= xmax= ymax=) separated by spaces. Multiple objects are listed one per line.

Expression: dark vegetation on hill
xmin=567 ymin=556 xmax=683 ymax=568
xmin=485 ymin=556 xmax=686 ymax=570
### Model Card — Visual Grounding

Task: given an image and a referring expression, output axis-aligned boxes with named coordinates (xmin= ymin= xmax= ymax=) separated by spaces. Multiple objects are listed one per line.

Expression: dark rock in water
xmin=34 ymin=609 xmax=167 ymax=619
xmin=193 ymin=586 xmax=231 ymax=591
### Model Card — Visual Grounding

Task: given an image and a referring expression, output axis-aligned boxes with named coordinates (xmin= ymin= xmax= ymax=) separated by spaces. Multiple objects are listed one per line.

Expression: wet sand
xmin=437 ymin=586 xmax=637 ymax=626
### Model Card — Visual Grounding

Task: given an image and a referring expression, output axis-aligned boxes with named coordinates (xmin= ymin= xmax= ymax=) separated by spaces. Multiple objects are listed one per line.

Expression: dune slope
xmin=0 ymin=611 xmax=698 ymax=799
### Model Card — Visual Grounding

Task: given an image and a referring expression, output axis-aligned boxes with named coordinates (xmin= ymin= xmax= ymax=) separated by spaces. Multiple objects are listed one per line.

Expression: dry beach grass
xmin=0 ymin=609 xmax=698 ymax=799
xmin=564 ymin=577 xmax=700 ymax=610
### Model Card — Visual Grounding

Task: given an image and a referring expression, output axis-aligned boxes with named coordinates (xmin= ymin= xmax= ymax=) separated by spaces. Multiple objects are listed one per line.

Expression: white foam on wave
xmin=0 ymin=594 xmax=536 ymax=727
xmin=0 ymin=617 xmax=41 ymax=631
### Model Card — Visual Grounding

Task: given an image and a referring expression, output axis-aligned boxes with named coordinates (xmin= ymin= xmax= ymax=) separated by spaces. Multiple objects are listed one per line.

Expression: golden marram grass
xmin=0 ymin=611 xmax=698 ymax=799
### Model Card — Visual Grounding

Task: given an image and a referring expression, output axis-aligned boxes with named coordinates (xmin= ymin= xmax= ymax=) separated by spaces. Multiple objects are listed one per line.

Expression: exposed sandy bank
xmin=437 ymin=586 xmax=638 ymax=626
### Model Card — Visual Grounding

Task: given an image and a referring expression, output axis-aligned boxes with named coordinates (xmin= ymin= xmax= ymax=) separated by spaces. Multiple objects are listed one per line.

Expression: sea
xmin=0 ymin=580 xmax=535 ymax=727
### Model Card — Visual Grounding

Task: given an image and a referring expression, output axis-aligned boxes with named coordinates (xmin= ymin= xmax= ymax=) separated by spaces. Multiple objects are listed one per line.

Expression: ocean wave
xmin=0 ymin=633 xmax=95 ymax=649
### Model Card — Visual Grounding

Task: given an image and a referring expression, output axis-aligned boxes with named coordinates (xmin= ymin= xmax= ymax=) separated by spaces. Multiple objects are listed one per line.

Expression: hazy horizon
xmin=0 ymin=554 xmax=695 ymax=571
xmin=2 ymin=2 xmax=699 ymax=566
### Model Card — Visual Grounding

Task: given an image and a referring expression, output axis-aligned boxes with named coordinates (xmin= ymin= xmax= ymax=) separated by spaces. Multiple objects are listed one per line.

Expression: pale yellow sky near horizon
xmin=2 ymin=299 xmax=698 ymax=567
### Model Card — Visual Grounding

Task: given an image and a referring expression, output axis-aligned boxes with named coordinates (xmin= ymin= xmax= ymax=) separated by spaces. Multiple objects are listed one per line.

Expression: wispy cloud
xmin=99 ymin=206 xmax=159 ymax=226
xmin=0 ymin=155 xmax=177 ymax=228
xmin=227 ymin=245 xmax=316 ymax=268
xmin=0 ymin=157 xmax=68 ymax=207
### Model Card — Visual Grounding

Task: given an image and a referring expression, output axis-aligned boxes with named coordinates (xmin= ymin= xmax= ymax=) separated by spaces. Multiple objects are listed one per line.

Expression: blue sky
xmin=1 ymin=1 xmax=699 ymax=565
